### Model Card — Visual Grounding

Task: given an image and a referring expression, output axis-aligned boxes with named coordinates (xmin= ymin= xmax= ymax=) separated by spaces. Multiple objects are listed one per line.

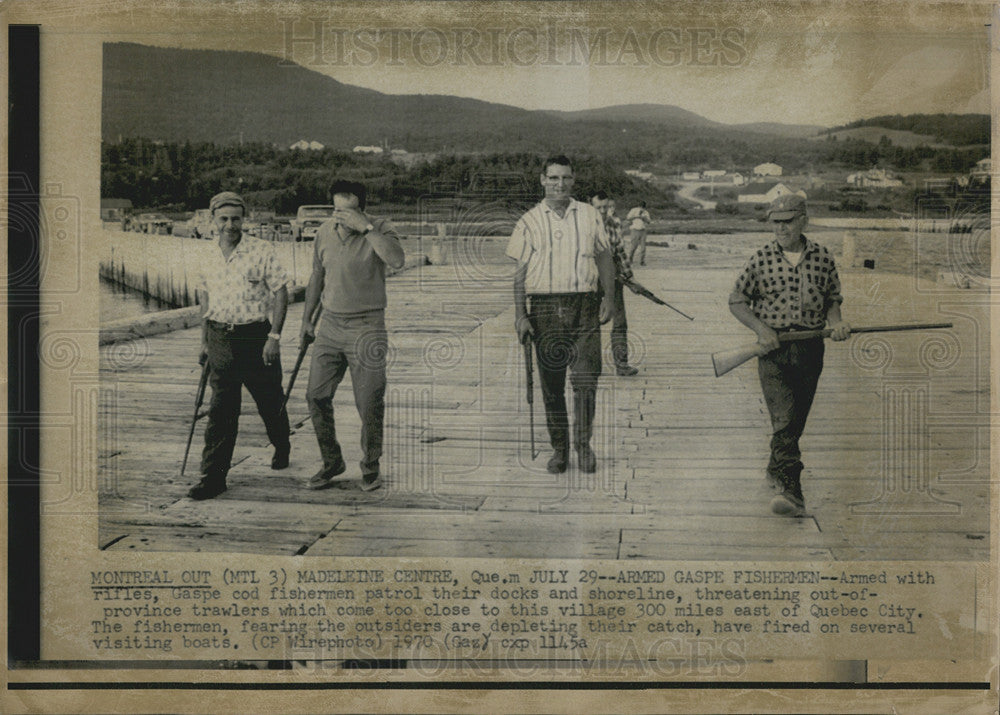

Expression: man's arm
xmin=513 ymin=263 xmax=532 ymax=344
xmin=825 ymin=302 xmax=851 ymax=341
xmin=365 ymin=223 xmax=405 ymax=270
xmin=262 ymin=285 xmax=288 ymax=365
xmin=197 ymin=289 xmax=210 ymax=365
xmin=596 ymin=249 xmax=616 ymax=324
xmin=729 ymin=292 xmax=779 ymax=353
xmin=299 ymin=251 xmax=325 ymax=346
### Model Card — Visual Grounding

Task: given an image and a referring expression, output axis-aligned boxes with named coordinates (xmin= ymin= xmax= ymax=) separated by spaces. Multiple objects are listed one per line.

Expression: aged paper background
xmin=2 ymin=0 xmax=997 ymax=713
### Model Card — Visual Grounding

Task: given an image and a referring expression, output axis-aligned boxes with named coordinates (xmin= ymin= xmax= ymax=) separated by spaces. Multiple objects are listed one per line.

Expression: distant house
xmin=101 ymin=198 xmax=132 ymax=221
xmin=737 ymin=182 xmax=799 ymax=204
xmin=730 ymin=172 xmax=747 ymax=186
xmin=353 ymin=145 xmax=384 ymax=154
xmin=290 ymin=140 xmax=325 ymax=150
xmin=970 ymin=157 xmax=991 ymax=183
xmin=625 ymin=169 xmax=654 ymax=182
xmin=702 ymin=169 xmax=727 ymax=178
xmin=753 ymin=162 xmax=783 ymax=177
xmin=846 ymin=168 xmax=902 ymax=188
xmin=681 ymin=171 xmax=701 ymax=181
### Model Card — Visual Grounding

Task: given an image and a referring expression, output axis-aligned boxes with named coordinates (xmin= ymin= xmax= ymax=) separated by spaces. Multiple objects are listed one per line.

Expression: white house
xmin=737 ymin=182 xmax=800 ymax=204
xmin=970 ymin=157 xmax=991 ymax=182
xmin=702 ymin=169 xmax=727 ymax=178
xmin=730 ymin=172 xmax=747 ymax=186
xmin=625 ymin=169 xmax=655 ymax=182
xmin=353 ymin=145 xmax=384 ymax=154
xmin=753 ymin=162 xmax=783 ymax=177
xmin=681 ymin=171 xmax=701 ymax=181
xmin=846 ymin=168 xmax=902 ymax=188
xmin=290 ymin=140 xmax=325 ymax=150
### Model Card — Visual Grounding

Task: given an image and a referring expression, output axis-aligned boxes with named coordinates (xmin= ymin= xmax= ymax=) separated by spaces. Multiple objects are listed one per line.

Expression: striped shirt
xmin=506 ymin=200 xmax=610 ymax=294
xmin=732 ymin=236 xmax=843 ymax=330
xmin=198 ymin=235 xmax=290 ymax=324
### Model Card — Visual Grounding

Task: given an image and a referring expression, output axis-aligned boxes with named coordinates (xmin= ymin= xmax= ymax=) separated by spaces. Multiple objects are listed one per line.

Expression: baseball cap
xmin=768 ymin=193 xmax=807 ymax=220
xmin=209 ymin=191 xmax=246 ymax=213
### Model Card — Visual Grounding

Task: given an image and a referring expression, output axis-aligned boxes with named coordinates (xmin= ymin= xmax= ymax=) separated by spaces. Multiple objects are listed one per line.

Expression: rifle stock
xmin=712 ymin=322 xmax=953 ymax=377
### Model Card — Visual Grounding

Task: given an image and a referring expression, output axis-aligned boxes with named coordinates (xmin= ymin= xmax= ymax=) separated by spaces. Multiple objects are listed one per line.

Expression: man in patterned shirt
xmin=189 ymin=191 xmax=291 ymax=500
xmin=728 ymin=193 xmax=851 ymax=516
xmin=299 ymin=180 xmax=405 ymax=492
xmin=590 ymin=191 xmax=638 ymax=376
xmin=508 ymin=155 xmax=615 ymax=474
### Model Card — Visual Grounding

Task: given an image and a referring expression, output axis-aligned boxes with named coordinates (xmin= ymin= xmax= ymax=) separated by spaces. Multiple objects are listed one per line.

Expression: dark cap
xmin=767 ymin=193 xmax=807 ymax=220
xmin=209 ymin=191 xmax=246 ymax=213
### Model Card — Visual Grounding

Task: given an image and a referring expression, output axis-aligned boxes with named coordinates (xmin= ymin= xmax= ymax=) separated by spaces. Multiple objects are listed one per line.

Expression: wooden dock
xmin=98 ymin=250 xmax=990 ymax=560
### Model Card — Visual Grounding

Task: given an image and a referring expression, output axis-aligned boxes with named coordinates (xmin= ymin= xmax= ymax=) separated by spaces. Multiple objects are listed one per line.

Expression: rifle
xmin=711 ymin=322 xmax=954 ymax=377
xmin=181 ymin=360 xmax=210 ymax=476
xmin=281 ymin=302 xmax=322 ymax=412
xmin=521 ymin=333 xmax=537 ymax=460
xmin=623 ymin=278 xmax=695 ymax=321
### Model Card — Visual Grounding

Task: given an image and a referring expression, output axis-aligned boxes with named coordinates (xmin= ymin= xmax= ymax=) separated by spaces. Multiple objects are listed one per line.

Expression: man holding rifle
xmin=188 ymin=191 xmax=291 ymax=500
xmin=590 ymin=191 xmax=638 ymax=376
xmin=299 ymin=180 xmax=405 ymax=492
xmin=728 ymin=193 xmax=850 ymax=516
xmin=508 ymin=155 xmax=616 ymax=474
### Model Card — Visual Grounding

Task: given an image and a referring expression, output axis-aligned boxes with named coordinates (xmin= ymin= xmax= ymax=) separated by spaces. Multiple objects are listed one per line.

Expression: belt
xmin=206 ymin=319 xmax=267 ymax=333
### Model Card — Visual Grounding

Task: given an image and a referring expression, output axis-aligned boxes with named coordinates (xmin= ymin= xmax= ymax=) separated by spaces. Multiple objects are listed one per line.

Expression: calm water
xmin=99 ymin=278 xmax=179 ymax=323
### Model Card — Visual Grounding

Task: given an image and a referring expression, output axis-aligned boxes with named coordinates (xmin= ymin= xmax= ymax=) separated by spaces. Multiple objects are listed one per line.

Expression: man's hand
xmin=599 ymin=295 xmax=614 ymax=324
xmin=299 ymin=320 xmax=316 ymax=348
xmin=516 ymin=314 xmax=534 ymax=345
xmin=829 ymin=321 xmax=852 ymax=341
xmin=755 ymin=325 xmax=780 ymax=354
xmin=263 ymin=337 xmax=280 ymax=365
xmin=332 ymin=207 xmax=370 ymax=233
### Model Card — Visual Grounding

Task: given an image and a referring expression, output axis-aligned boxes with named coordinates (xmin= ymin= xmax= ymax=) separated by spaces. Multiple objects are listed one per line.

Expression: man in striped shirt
xmin=507 ymin=155 xmax=616 ymax=474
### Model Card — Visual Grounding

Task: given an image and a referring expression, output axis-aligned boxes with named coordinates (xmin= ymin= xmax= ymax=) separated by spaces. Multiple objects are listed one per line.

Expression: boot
xmin=188 ymin=472 xmax=226 ymax=500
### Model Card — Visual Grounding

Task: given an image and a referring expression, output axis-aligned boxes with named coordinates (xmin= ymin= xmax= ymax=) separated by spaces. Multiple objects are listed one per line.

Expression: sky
xmin=79 ymin=0 xmax=993 ymax=127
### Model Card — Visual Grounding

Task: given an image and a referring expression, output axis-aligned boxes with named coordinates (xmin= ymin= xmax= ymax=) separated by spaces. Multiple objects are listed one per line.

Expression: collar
xmin=541 ymin=199 xmax=579 ymax=216
xmin=771 ymin=235 xmax=815 ymax=256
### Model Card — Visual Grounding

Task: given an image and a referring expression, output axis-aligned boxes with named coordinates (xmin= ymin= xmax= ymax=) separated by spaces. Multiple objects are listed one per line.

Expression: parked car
xmin=186 ymin=208 xmax=213 ymax=239
xmin=134 ymin=212 xmax=173 ymax=234
xmin=291 ymin=205 xmax=335 ymax=241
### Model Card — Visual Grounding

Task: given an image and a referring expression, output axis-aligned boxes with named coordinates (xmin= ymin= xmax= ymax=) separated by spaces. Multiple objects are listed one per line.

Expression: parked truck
xmin=290 ymin=205 xmax=335 ymax=241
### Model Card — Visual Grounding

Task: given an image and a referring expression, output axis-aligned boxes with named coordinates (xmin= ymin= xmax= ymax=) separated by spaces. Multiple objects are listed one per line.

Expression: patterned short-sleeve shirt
xmin=505 ymin=200 xmax=610 ymax=294
xmin=605 ymin=214 xmax=633 ymax=282
xmin=199 ymin=235 xmax=290 ymax=324
xmin=732 ymin=236 xmax=843 ymax=329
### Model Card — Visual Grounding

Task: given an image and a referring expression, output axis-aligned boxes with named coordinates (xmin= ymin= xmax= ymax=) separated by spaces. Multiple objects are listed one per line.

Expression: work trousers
xmin=757 ymin=336 xmax=825 ymax=499
xmin=201 ymin=320 xmax=290 ymax=479
xmin=306 ymin=310 xmax=388 ymax=477
xmin=610 ymin=280 xmax=629 ymax=368
xmin=528 ymin=293 xmax=602 ymax=453
xmin=629 ymin=228 xmax=647 ymax=266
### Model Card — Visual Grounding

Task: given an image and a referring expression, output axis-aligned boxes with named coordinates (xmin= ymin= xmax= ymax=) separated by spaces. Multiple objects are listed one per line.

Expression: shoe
xmin=307 ymin=457 xmax=347 ymax=490
xmin=615 ymin=365 xmax=638 ymax=377
xmin=361 ymin=474 xmax=383 ymax=492
xmin=576 ymin=445 xmax=597 ymax=473
xmin=547 ymin=449 xmax=569 ymax=474
xmin=271 ymin=444 xmax=290 ymax=470
xmin=770 ymin=489 xmax=806 ymax=517
xmin=188 ymin=475 xmax=226 ymax=500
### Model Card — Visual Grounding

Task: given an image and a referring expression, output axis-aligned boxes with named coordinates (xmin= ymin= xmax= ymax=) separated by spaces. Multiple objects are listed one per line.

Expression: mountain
xmin=102 ymin=43 xmax=826 ymax=152
xmin=543 ymin=103 xmax=722 ymax=127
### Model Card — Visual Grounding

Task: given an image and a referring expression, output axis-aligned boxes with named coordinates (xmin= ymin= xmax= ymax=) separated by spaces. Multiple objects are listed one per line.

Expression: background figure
xmin=300 ymin=179 xmax=405 ymax=492
xmin=591 ymin=191 xmax=638 ymax=376
xmin=626 ymin=200 xmax=652 ymax=266
xmin=508 ymin=155 xmax=616 ymax=474
xmin=728 ymin=193 xmax=850 ymax=517
xmin=190 ymin=191 xmax=291 ymax=501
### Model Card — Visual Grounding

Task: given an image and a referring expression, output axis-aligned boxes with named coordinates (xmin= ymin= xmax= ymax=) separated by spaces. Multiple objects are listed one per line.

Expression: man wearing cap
xmin=299 ymin=180 xmax=404 ymax=492
xmin=626 ymin=200 xmax=652 ymax=266
xmin=509 ymin=155 xmax=616 ymax=474
xmin=188 ymin=191 xmax=292 ymax=500
xmin=728 ymin=193 xmax=851 ymax=516
xmin=590 ymin=191 xmax=638 ymax=377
